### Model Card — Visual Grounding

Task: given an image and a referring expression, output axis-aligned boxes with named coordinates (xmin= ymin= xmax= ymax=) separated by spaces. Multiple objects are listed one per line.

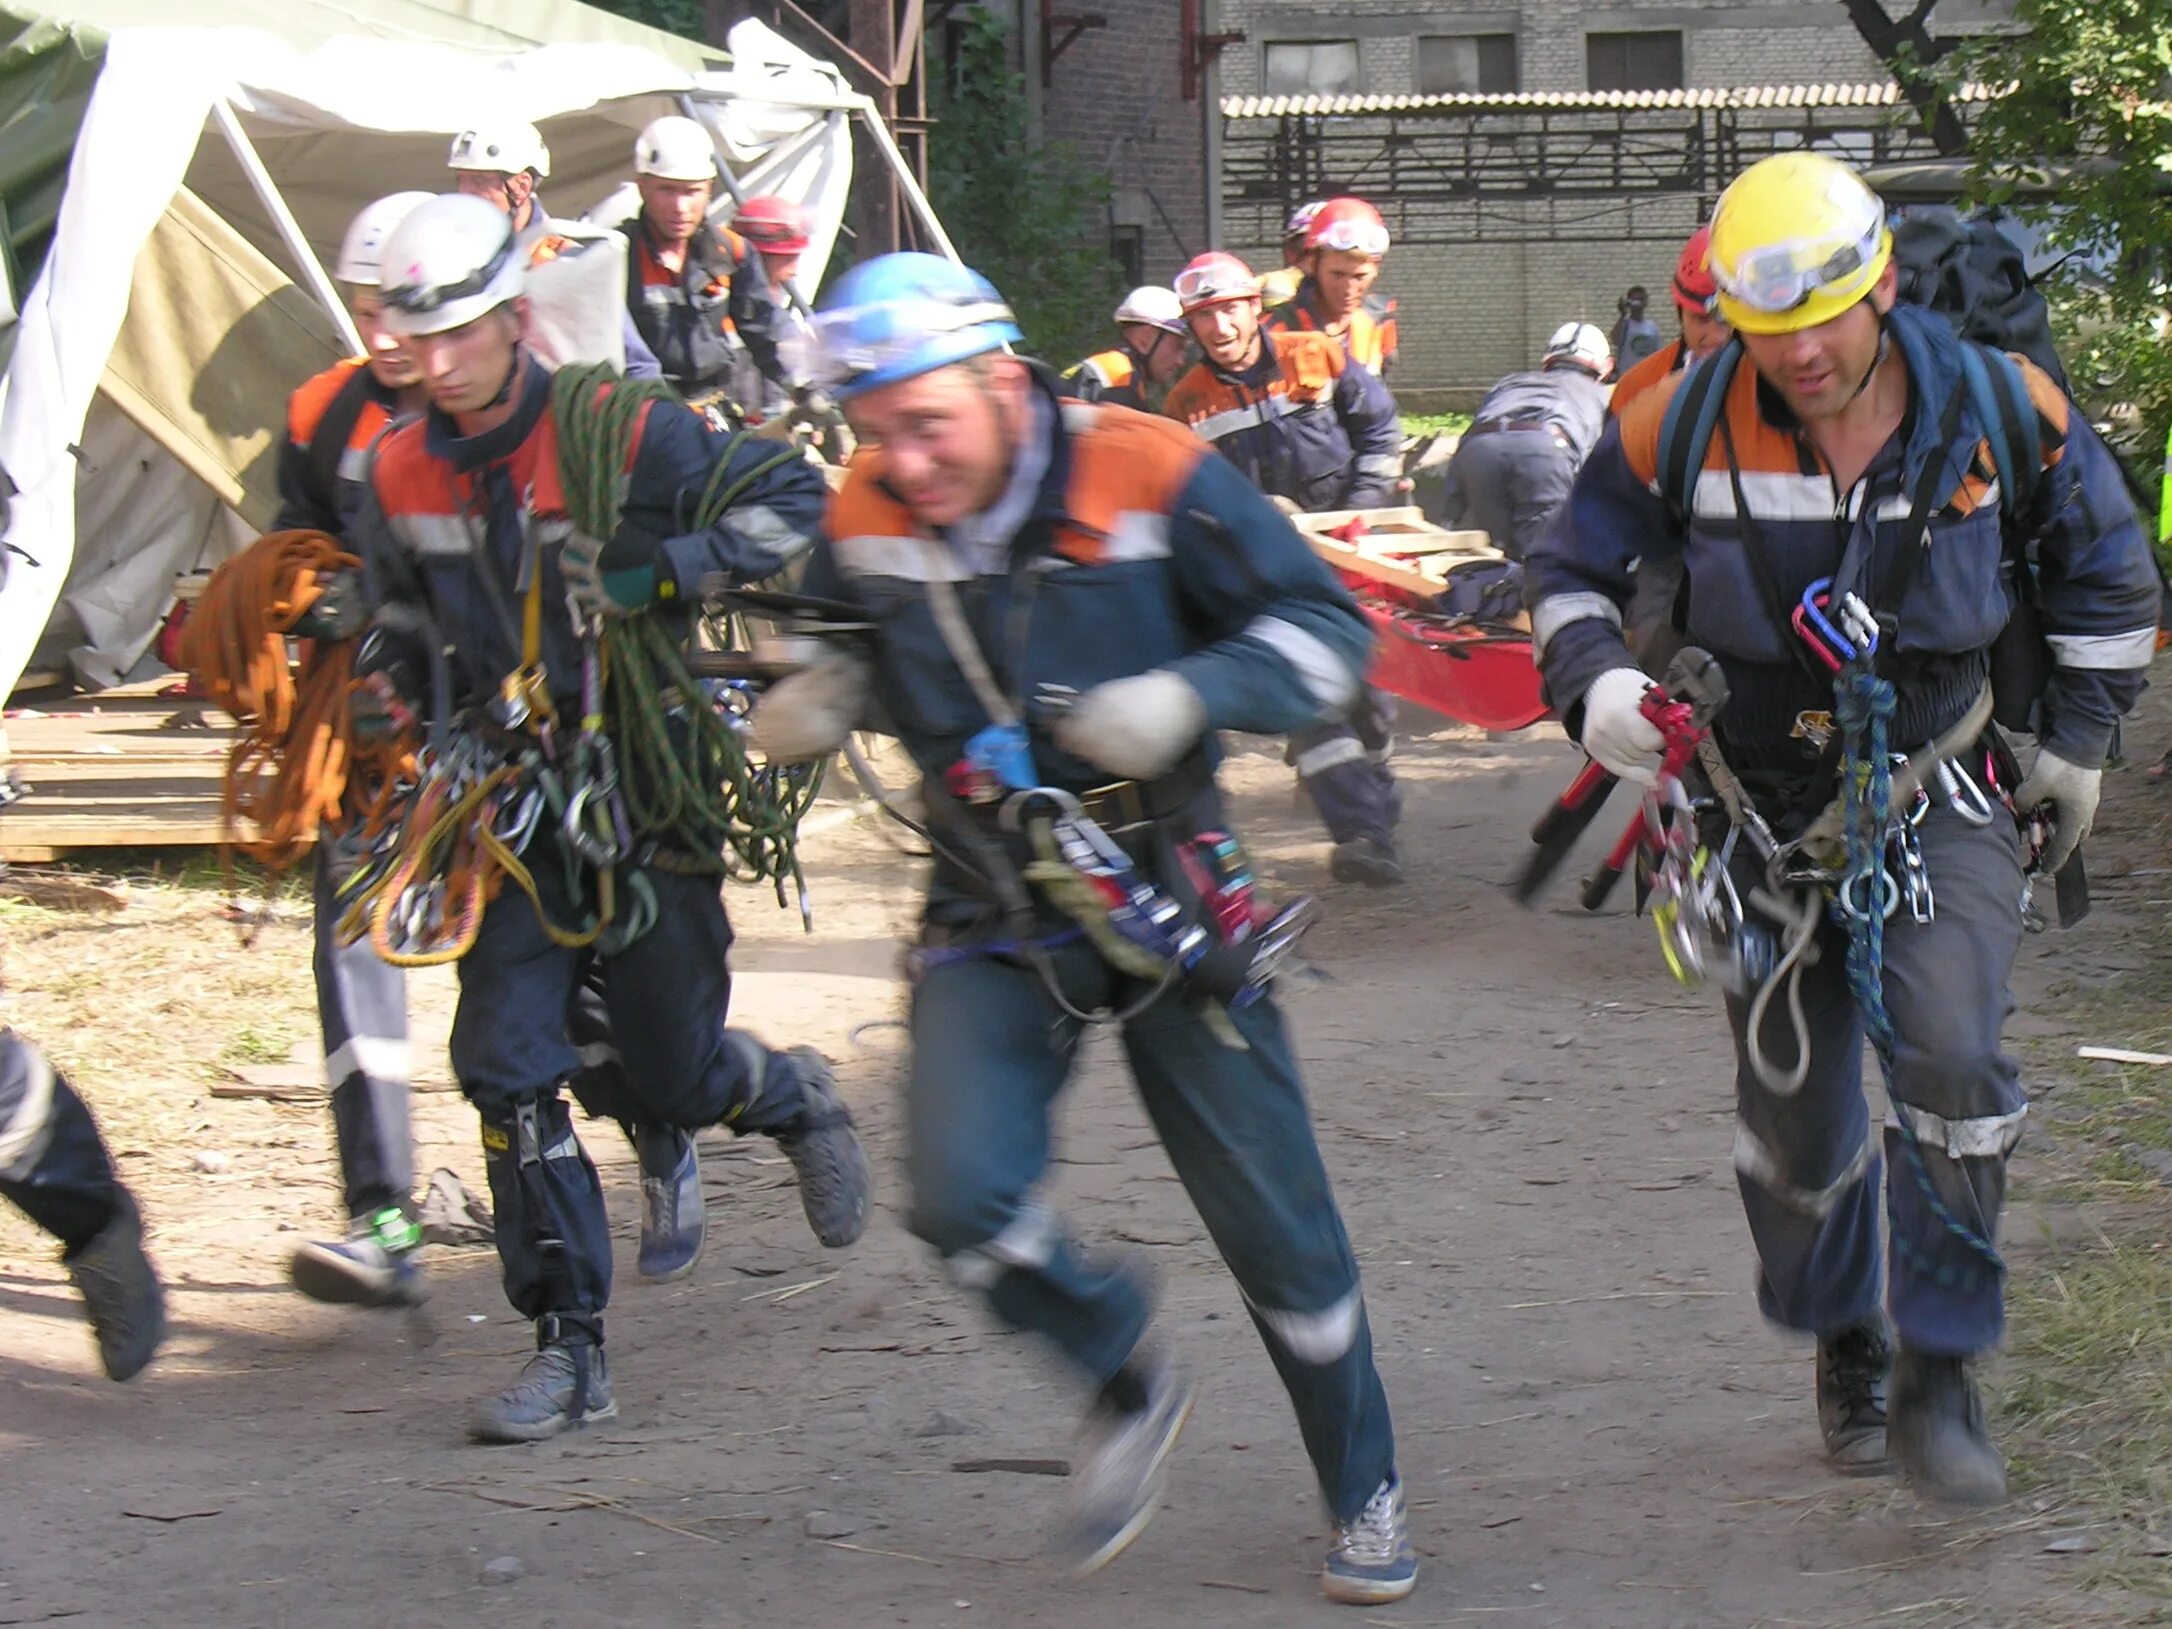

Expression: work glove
xmin=747 ymin=647 xmax=872 ymax=763
xmin=1050 ymin=669 xmax=1208 ymax=781
xmin=2014 ymin=747 xmax=2101 ymax=874
xmin=289 ymin=567 xmax=369 ymax=642
xmin=1579 ymin=666 xmax=1665 ymax=786
xmin=561 ymin=525 xmax=677 ymax=619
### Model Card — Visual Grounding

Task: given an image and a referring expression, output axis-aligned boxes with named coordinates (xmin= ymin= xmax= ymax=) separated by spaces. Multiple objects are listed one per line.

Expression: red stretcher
xmin=1296 ymin=507 xmax=1549 ymax=733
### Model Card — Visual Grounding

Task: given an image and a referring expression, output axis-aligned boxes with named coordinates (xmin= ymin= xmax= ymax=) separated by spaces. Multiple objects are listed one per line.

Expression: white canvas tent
xmin=0 ymin=2 xmax=952 ymax=697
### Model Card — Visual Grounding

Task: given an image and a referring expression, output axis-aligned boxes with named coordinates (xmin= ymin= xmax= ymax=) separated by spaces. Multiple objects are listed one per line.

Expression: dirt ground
xmin=4 ymin=688 xmax=2168 ymax=1629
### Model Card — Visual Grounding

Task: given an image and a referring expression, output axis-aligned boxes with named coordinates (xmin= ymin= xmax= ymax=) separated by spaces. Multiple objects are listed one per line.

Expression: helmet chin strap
xmin=481 ymin=338 xmax=524 ymax=411
xmin=1836 ymin=311 xmax=1892 ymax=411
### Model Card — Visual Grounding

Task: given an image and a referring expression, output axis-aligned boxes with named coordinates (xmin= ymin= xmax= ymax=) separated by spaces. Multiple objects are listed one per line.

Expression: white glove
xmin=747 ymin=648 xmax=871 ymax=764
xmin=1050 ymin=669 xmax=1208 ymax=781
xmin=1579 ymin=666 xmax=1665 ymax=785
xmin=2014 ymin=748 xmax=2101 ymax=874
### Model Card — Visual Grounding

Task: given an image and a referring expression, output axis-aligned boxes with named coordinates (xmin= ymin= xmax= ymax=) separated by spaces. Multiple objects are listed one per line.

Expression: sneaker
xmin=635 ymin=1128 xmax=706 ymax=1282
xmin=289 ymin=1205 xmax=427 ymax=1308
xmin=470 ymin=1334 xmax=617 ymax=1444
xmin=1323 ymin=1477 xmax=1418 ymax=1605
xmin=1330 ymin=836 xmax=1404 ymax=887
xmin=1062 ymin=1360 xmax=1195 ymax=1577
xmin=65 ymin=1189 xmax=166 ymax=1382
xmin=1816 ymin=1321 xmax=1891 ymax=1472
xmin=1890 ymin=1349 xmax=2006 ymax=1506
xmin=771 ymin=1048 xmax=871 ymax=1248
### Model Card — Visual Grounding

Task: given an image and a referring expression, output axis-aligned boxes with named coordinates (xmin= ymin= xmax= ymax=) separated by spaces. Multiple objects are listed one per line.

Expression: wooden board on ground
xmin=1 ymin=682 xmax=243 ymax=860
xmin=1292 ymin=506 xmax=1502 ymax=598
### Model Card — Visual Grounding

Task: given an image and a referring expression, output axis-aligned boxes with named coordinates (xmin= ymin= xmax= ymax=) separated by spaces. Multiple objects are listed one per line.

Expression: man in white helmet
xmin=622 ymin=114 xmax=748 ymax=400
xmin=1434 ymin=321 xmax=1611 ymax=560
xmin=447 ymin=119 xmax=665 ymax=379
xmin=1060 ymin=286 xmax=1189 ymax=411
xmin=363 ymin=193 xmax=868 ymax=1442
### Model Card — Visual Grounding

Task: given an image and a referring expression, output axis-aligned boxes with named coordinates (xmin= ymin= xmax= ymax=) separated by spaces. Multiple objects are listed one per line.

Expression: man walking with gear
xmin=1525 ymin=152 xmax=2160 ymax=1504
xmin=1435 ymin=321 xmax=1610 ymax=560
xmin=751 ymin=253 xmax=1416 ymax=1603
xmin=364 ymin=194 xmax=871 ymax=1442
xmin=1164 ymin=251 xmax=1407 ymax=886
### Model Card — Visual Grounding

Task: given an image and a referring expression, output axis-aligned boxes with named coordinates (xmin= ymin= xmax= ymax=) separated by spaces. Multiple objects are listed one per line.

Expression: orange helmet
xmin=735 ymin=195 xmax=810 ymax=254
xmin=1672 ymin=225 xmax=1718 ymax=314
xmin=1306 ymin=197 xmax=1389 ymax=258
xmin=1175 ymin=251 xmax=1260 ymax=312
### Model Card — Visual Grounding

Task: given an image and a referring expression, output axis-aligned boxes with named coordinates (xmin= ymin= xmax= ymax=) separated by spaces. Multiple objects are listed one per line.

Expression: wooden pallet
xmin=0 ymin=684 xmax=241 ymax=860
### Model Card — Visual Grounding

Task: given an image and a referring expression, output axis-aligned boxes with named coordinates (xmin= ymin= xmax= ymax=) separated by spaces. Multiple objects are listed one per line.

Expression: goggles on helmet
xmin=784 ymin=295 xmax=1017 ymax=389
xmin=1174 ymin=263 xmax=1257 ymax=308
xmin=381 ymin=230 xmax=517 ymax=317
xmin=1311 ymin=218 xmax=1389 ymax=258
xmin=1710 ymin=214 xmax=1884 ymax=316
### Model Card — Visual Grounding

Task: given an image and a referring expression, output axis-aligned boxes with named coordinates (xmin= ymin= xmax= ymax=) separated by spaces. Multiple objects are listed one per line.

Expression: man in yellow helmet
xmin=1526 ymin=152 xmax=2160 ymax=1505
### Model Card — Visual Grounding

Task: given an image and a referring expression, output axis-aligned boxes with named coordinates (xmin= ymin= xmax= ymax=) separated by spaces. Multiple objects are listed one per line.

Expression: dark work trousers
xmin=0 ymin=1031 xmax=123 ymax=1251
xmin=1437 ymin=430 xmax=1576 ymax=562
xmin=905 ymin=936 xmax=1398 ymax=1522
xmin=1289 ymin=686 xmax=1403 ymax=847
xmin=450 ymin=845 xmax=806 ymax=1330
xmin=313 ymin=844 xmax=413 ymax=1218
xmin=1723 ymin=805 xmax=2027 ymax=1356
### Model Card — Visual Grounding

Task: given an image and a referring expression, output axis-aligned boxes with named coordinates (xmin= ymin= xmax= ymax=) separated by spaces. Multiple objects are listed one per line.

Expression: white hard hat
xmin=633 ymin=115 xmax=716 ymax=183
xmin=1113 ymin=285 xmax=1185 ymax=336
xmin=376 ymin=194 xmax=526 ymax=337
xmin=335 ymin=191 xmax=434 ymax=286
xmin=447 ymin=119 xmax=550 ymax=179
xmin=1543 ymin=320 xmax=1611 ymax=376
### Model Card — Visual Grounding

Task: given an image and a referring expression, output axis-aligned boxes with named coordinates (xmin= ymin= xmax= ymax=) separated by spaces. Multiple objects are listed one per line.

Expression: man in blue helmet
xmin=749 ymin=252 xmax=1416 ymax=1605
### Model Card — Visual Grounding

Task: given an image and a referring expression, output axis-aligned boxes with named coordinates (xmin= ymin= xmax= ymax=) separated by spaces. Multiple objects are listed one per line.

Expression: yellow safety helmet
xmin=1707 ymin=152 xmax=1891 ymax=335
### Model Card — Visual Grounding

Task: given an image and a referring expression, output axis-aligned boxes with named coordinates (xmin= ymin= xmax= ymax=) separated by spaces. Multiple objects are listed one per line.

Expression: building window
xmin=1585 ymin=30 xmax=1684 ymax=91
xmin=1263 ymin=39 xmax=1362 ymax=97
xmin=1417 ymin=34 xmax=1518 ymax=95
xmin=1110 ymin=224 xmax=1144 ymax=287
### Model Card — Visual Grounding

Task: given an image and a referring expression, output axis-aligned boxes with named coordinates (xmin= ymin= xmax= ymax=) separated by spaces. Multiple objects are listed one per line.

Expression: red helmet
xmin=736 ymin=194 xmax=810 ymax=254
xmin=1306 ymin=197 xmax=1389 ymax=258
xmin=1672 ymin=225 xmax=1718 ymax=314
xmin=1175 ymin=251 xmax=1260 ymax=312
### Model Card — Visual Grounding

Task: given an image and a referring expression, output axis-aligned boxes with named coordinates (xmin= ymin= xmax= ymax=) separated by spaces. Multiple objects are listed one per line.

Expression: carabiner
xmin=1934 ymin=757 xmax=1997 ymax=827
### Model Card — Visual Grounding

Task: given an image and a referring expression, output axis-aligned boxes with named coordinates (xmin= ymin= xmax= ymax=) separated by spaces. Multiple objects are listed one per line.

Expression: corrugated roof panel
xmin=1221 ymin=82 xmax=1992 ymax=119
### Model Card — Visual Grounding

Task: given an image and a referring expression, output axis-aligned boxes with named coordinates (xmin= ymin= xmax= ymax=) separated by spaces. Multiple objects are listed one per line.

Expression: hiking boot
xmin=470 ymin=1331 xmax=616 ymax=1444
xmin=1816 ymin=1321 xmax=1891 ymax=1472
xmin=771 ymin=1048 xmax=871 ymax=1248
xmin=289 ymin=1205 xmax=427 ymax=1308
xmin=1331 ymin=836 xmax=1404 ymax=887
xmin=64 ymin=1189 xmax=165 ymax=1382
xmin=1062 ymin=1359 xmax=1195 ymax=1576
xmin=634 ymin=1127 xmax=705 ymax=1282
xmin=1323 ymin=1476 xmax=1419 ymax=1605
xmin=1890 ymin=1349 xmax=2006 ymax=1506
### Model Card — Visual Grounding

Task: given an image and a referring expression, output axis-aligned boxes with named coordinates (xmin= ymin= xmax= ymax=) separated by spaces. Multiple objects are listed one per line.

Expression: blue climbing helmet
xmin=790 ymin=252 xmax=1021 ymax=401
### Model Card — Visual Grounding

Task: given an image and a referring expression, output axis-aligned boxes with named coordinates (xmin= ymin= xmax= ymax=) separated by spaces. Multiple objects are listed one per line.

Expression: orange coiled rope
xmin=177 ymin=530 xmax=381 ymax=869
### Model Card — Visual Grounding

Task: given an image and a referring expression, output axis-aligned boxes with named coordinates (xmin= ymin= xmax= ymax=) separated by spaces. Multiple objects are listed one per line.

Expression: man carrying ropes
xmin=750 ymin=253 xmax=1415 ymax=1604
xmin=1 ymin=1023 xmax=164 ymax=1381
xmin=1525 ymin=153 xmax=2159 ymax=1504
xmin=1060 ymin=286 xmax=1189 ymax=411
xmin=448 ymin=117 xmax=664 ymax=380
xmin=1265 ymin=197 xmax=1399 ymax=381
xmin=363 ymin=194 xmax=871 ymax=1442
xmin=1435 ymin=321 xmax=1611 ymax=560
xmin=1164 ymin=251 xmax=1407 ymax=886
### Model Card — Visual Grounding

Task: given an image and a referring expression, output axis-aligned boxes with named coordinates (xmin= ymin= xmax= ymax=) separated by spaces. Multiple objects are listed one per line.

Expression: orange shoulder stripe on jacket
xmin=286 ymin=357 xmax=368 ymax=444
xmin=1606 ymin=342 xmax=1680 ymax=421
xmin=1057 ymin=404 xmax=1207 ymax=545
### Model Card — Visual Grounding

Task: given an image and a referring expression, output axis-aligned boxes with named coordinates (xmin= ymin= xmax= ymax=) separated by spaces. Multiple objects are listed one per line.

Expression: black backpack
xmin=1891 ymin=207 xmax=2068 ymax=393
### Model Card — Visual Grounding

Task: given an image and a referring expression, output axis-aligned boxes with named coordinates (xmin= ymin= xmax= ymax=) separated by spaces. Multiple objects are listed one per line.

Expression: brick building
xmin=1209 ymin=0 xmax=2015 ymax=403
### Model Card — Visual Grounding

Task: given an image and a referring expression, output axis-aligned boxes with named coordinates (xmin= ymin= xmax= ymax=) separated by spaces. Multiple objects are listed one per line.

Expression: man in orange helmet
xmin=728 ymin=194 xmax=816 ymax=410
xmin=1266 ymin=197 xmax=1399 ymax=380
xmin=1608 ymin=225 xmax=1732 ymax=419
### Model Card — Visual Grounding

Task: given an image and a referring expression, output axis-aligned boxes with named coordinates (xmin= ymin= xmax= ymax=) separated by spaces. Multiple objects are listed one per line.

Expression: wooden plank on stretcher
xmin=1291 ymin=508 xmax=1503 ymax=597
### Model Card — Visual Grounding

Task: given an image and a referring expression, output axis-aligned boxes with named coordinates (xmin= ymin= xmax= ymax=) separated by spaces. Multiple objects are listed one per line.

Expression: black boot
xmin=1816 ymin=1321 xmax=1890 ymax=1472
xmin=1890 ymin=1349 xmax=2006 ymax=1505
xmin=64 ymin=1189 xmax=166 ymax=1382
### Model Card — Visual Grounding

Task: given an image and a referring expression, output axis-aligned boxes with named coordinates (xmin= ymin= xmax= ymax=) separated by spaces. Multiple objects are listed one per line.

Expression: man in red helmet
xmin=728 ymin=194 xmax=816 ymax=409
xmin=1608 ymin=224 xmax=1732 ymax=419
xmin=1266 ymin=197 xmax=1399 ymax=381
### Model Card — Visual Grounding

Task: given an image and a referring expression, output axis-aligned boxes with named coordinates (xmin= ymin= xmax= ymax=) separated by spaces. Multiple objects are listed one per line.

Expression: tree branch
xmin=1839 ymin=0 xmax=1970 ymax=157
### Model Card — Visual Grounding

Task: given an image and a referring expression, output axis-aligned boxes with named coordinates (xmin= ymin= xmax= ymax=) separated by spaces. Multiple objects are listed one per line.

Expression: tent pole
xmin=680 ymin=93 xmax=821 ymax=320
xmin=211 ymin=99 xmax=361 ymax=355
xmin=858 ymin=106 xmax=958 ymax=263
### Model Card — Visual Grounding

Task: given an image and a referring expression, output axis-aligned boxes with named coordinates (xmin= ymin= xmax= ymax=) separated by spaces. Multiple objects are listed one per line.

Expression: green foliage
xmin=582 ymin=0 xmax=709 ymax=41
xmin=1944 ymin=0 xmax=2172 ymax=530
xmin=926 ymin=11 xmax=1126 ymax=366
